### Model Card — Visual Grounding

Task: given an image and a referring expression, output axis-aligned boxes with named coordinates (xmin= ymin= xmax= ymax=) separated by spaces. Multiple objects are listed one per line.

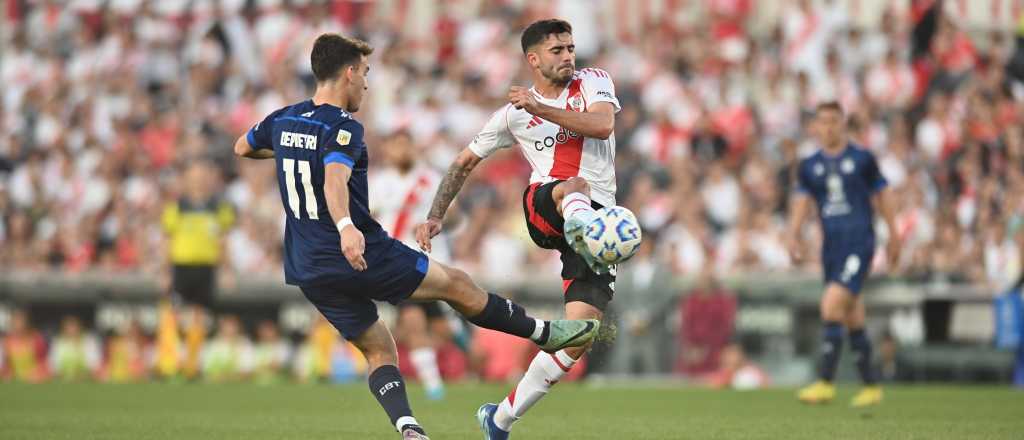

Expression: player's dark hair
xmin=815 ymin=101 xmax=844 ymax=115
xmin=521 ymin=19 xmax=572 ymax=53
xmin=311 ymin=34 xmax=374 ymax=83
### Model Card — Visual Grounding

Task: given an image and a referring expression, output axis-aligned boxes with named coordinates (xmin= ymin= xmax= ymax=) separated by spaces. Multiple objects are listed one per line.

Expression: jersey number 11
xmin=282 ymin=158 xmax=319 ymax=220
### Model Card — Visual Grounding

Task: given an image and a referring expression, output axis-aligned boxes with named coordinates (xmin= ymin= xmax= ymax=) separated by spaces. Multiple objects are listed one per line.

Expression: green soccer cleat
xmin=564 ymin=214 xmax=611 ymax=276
xmin=539 ymin=319 xmax=600 ymax=352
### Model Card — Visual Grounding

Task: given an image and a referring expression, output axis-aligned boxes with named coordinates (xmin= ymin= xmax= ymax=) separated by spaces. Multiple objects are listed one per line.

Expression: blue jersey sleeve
xmin=323 ymin=120 xmax=364 ymax=169
xmin=246 ymin=109 xmax=283 ymax=150
xmin=863 ymin=151 xmax=887 ymax=194
xmin=795 ymin=159 xmax=811 ymax=194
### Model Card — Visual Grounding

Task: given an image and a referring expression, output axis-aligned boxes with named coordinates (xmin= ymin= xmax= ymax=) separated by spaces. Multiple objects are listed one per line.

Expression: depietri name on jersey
xmin=280 ymin=131 xmax=318 ymax=150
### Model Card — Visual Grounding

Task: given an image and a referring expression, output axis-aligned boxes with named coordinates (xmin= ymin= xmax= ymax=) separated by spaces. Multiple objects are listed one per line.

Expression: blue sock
xmin=820 ymin=321 xmax=844 ymax=382
xmin=367 ymin=365 xmax=423 ymax=434
xmin=849 ymin=328 xmax=877 ymax=385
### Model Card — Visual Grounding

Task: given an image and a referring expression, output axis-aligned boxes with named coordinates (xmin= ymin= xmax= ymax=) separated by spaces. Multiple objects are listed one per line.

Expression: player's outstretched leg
xmin=489 ymin=301 xmax=600 ymax=435
xmin=407 ymin=260 xmax=599 ymax=352
xmin=552 ymin=177 xmax=608 ymax=275
xmin=350 ymin=319 xmax=430 ymax=440
xmin=847 ymin=297 xmax=882 ymax=407
xmin=799 ymin=283 xmax=850 ymax=404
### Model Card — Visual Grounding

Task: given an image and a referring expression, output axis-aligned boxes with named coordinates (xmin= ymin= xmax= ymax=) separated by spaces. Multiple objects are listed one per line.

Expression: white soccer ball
xmin=583 ymin=206 xmax=642 ymax=265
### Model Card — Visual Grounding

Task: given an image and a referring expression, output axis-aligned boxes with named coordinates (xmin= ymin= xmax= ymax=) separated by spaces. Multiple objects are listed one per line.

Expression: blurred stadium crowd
xmin=3 ymin=0 xmax=1024 ymax=293
xmin=3 ymin=0 xmax=1024 ymax=387
xmin=2 ymin=0 xmax=1024 ymax=292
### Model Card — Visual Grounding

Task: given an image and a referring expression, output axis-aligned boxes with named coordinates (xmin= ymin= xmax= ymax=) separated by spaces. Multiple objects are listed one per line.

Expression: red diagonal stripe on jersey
xmin=549 ymin=78 xmax=585 ymax=180
xmin=391 ymin=173 xmax=431 ymax=240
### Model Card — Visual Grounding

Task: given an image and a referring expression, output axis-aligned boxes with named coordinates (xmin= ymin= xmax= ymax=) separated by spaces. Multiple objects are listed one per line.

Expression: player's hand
xmin=508 ymin=86 xmax=540 ymax=114
xmin=886 ymin=234 xmax=902 ymax=270
xmin=415 ymin=218 xmax=443 ymax=253
xmin=786 ymin=236 xmax=803 ymax=264
xmin=340 ymin=225 xmax=367 ymax=271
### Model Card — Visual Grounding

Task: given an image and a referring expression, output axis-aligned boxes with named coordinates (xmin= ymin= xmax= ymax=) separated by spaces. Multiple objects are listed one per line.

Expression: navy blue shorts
xmin=300 ymin=239 xmax=429 ymax=340
xmin=822 ymin=246 xmax=874 ymax=295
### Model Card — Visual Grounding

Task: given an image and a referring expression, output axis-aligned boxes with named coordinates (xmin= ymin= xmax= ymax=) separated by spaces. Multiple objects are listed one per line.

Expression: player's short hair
xmin=521 ymin=19 xmax=573 ymax=53
xmin=310 ymin=34 xmax=373 ymax=83
xmin=815 ymin=101 xmax=844 ymax=115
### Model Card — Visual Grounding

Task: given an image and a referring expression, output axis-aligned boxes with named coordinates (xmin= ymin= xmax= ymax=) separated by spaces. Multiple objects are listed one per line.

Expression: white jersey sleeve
xmin=467 ymin=105 xmax=515 ymax=158
xmin=579 ymin=68 xmax=620 ymax=113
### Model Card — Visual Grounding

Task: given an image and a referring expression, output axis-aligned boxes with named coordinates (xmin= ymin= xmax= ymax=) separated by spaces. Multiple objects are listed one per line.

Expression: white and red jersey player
xmin=369 ymin=164 xmax=452 ymax=262
xmin=467 ymin=68 xmax=621 ymax=207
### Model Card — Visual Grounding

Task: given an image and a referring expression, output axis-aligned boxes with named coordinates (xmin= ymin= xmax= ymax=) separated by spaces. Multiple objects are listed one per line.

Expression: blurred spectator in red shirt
xmin=676 ymin=265 xmax=736 ymax=376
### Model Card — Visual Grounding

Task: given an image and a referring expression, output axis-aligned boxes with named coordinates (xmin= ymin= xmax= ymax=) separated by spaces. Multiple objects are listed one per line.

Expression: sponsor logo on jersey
xmin=596 ymin=90 xmax=614 ymax=99
xmin=336 ymin=129 xmax=352 ymax=146
xmin=526 ymin=115 xmax=544 ymax=129
xmin=841 ymin=158 xmax=855 ymax=174
xmin=301 ymin=111 xmax=315 ymax=117
xmin=534 ymin=126 xmax=581 ymax=151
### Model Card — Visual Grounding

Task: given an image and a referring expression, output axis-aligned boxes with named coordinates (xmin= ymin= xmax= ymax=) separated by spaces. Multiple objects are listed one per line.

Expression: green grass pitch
xmin=2 ymin=383 xmax=1022 ymax=439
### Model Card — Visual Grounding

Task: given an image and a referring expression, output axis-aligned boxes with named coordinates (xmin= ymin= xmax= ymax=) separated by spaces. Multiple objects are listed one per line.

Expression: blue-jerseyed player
xmin=786 ymin=101 xmax=901 ymax=407
xmin=233 ymin=34 xmax=599 ymax=440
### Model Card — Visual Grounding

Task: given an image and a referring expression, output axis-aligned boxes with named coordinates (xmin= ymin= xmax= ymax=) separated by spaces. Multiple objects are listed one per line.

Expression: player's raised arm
xmin=509 ymin=90 xmax=615 ymax=140
xmin=233 ymin=134 xmax=275 ymax=159
xmin=416 ymin=148 xmax=483 ymax=252
xmin=234 ymin=114 xmax=279 ymax=160
xmin=416 ymin=105 xmax=513 ymax=252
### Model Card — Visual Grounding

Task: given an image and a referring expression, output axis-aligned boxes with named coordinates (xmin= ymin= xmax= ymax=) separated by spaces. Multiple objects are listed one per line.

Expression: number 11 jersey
xmin=247 ymin=100 xmax=387 ymax=286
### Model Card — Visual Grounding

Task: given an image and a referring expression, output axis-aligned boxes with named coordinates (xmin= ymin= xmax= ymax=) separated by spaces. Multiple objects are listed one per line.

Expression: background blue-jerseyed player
xmin=231 ymin=33 xmax=599 ymax=440
xmin=786 ymin=101 xmax=901 ymax=407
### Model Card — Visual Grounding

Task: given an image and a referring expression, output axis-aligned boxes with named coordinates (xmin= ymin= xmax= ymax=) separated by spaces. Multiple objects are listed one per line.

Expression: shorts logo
xmin=505 ymin=299 xmax=515 ymax=317
xmin=840 ymin=255 xmax=861 ymax=283
xmin=336 ymin=129 xmax=352 ymax=146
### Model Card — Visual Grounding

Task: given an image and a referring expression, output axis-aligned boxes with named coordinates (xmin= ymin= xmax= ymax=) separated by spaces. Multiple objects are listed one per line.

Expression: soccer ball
xmin=583 ymin=206 xmax=642 ymax=265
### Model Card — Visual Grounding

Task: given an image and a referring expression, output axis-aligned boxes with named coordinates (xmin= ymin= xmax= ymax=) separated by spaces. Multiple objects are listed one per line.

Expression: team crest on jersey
xmin=568 ymin=94 xmax=585 ymax=112
xmin=336 ymin=129 xmax=352 ymax=146
xmin=841 ymin=158 xmax=855 ymax=174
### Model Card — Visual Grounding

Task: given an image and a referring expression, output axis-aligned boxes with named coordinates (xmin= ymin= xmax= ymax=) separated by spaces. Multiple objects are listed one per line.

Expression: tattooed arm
xmin=415 ymin=148 xmax=484 ymax=252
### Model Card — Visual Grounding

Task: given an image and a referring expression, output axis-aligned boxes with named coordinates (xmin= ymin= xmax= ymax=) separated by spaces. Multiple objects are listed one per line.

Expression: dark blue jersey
xmin=247 ymin=100 xmax=387 ymax=286
xmin=796 ymin=143 xmax=887 ymax=251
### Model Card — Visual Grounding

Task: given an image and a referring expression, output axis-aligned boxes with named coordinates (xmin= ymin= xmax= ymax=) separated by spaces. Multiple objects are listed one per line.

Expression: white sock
xmin=530 ymin=318 xmax=545 ymax=342
xmin=561 ymin=192 xmax=596 ymax=223
xmin=395 ymin=416 xmax=419 ymax=432
xmin=493 ymin=349 xmax=577 ymax=431
xmin=409 ymin=348 xmax=443 ymax=392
